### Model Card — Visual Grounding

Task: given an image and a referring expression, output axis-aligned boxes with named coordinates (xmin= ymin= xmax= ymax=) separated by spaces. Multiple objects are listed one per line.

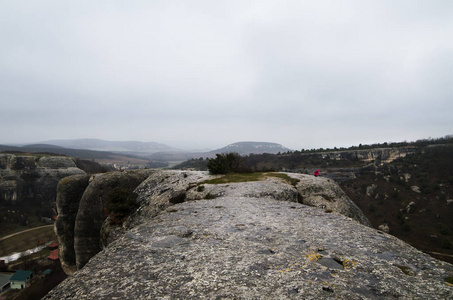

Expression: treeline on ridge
xmin=173 ymin=135 xmax=453 ymax=174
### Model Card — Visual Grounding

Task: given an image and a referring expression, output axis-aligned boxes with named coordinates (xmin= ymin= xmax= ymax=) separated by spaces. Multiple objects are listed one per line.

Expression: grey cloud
xmin=0 ymin=1 xmax=452 ymax=149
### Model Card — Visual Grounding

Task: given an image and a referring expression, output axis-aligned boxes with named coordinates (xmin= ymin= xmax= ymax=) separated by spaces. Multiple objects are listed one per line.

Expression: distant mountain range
xmin=41 ymin=139 xmax=177 ymax=154
xmin=146 ymin=141 xmax=293 ymax=162
xmin=0 ymin=143 xmax=134 ymax=160
xmin=0 ymin=139 xmax=293 ymax=167
xmin=212 ymin=141 xmax=291 ymax=155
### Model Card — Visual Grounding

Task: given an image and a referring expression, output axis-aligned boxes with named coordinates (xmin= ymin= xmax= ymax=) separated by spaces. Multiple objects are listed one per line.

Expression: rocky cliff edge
xmin=47 ymin=170 xmax=453 ymax=299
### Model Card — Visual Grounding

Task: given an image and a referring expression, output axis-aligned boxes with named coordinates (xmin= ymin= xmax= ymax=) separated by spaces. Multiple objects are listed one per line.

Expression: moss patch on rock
xmin=201 ymin=172 xmax=300 ymax=186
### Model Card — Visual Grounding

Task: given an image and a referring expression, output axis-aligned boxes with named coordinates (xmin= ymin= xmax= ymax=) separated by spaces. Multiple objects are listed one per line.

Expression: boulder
xmin=378 ymin=223 xmax=390 ymax=233
xmin=411 ymin=186 xmax=421 ymax=193
xmin=405 ymin=201 xmax=416 ymax=213
xmin=366 ymin=184 xmax=377 ymax=197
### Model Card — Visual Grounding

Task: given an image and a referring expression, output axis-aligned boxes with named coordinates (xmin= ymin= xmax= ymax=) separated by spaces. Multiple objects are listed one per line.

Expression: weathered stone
xmin=74 ymin=169 xmax=154 ymax=269
xmin=55 ymin=174 xmax=91 ymax=275
xmin=38 ymin=156 xmax=78 ymax=168
xmin=405 ymin=201 xmax=416 ymax=213
xmin=56 ymin=170 xmax=374 ymax=275
xmin=291 ymin=174 xmax=371 ymax=226
xmin=0 ymin=154 xmax=85 ymax=203
xmin=411 ymin=186 xmax=421 ymax=193
xmin=133 ymin=170 xmax=213 ymax=222
xmin=403 ymin=173 xmax=411 ymax=183
xmin=366 ymin=184 xmax=378 ymax=197
xmin=45 ymin=195 xmax=453 ymax=299
xmin=378 ymin=223 xmax=390 ymax=233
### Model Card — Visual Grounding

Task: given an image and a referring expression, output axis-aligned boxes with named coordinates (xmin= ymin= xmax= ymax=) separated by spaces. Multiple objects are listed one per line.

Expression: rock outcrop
xmin=45 ymin=171 xmax=453 ymax=299
xmin=55 ymin=174 xmax=91 ymax=274
xmin=294 ymin=175 xmax=372 ymax=227
xmin=75 ymin=170 xmax=156 ymax=269
xmin=55 ymin=169 xmax=155 ymax=271
xmin=321 ymin=147 xmax=419 ymax=164
xmin=44 ymin=184 xmax=453 ymax=299
xmin=56 ymin=170 xmax=373 ymax=275
xmin=0 ymin=154 xmax=86 ymax=204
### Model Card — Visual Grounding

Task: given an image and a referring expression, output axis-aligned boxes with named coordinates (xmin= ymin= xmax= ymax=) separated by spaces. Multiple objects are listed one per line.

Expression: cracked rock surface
xmin=46 ymin=175 xmax=453 ymax=299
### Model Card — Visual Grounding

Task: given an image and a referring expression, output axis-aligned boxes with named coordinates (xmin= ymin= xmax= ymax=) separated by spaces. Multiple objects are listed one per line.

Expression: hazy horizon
xmin=1 ymin=1 xmax=452 ymax=151
xmin=2 ymin=135 xmax=451 ymax=153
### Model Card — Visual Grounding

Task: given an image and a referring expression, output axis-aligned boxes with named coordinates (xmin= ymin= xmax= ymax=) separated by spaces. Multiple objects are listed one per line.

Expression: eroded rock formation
xmin=55 ymin=174 xmax=91 ymax=274
xmin=73 ymin=170 xmax=155 ymax=269
xmin=48 ymin=170 xmax=453 ymax=298
xmin=0 ymin=154 xmax=86 ymax=204
xmin=320 ymin=147 xmax=419 ymax=164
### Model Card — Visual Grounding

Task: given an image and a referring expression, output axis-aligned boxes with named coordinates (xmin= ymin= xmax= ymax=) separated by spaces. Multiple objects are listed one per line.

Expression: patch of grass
xmin=268 ymin=173 xmax=300 ymax=186
xmin=201 ymin=172 xmax=300 ymax=186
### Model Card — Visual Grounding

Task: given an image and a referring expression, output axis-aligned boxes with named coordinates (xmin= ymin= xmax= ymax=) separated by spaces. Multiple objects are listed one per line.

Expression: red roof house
xmin=47 ymin=249 xmax=59 ymax=261
xmin=48 ymin=243 xmax=59 ymax=250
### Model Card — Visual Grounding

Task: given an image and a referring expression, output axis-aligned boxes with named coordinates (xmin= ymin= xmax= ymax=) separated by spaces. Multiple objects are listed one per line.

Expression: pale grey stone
xmin=46 ymin=170 xmax=453 ymax=299
xmin=45 ymin=196 xmax=453 ymax=299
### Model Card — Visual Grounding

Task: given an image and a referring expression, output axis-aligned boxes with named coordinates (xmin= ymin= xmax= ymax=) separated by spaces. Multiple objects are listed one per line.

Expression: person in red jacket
xmin=314 ymin=169 xmax=319 ymax=177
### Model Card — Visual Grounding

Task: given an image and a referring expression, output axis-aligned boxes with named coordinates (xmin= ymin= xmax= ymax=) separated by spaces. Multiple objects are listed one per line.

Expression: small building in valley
xmin=0 ymin=272 xmax=13 ymax=291
xmin=43 ymin=269 xmax=52 ymax=276
xmin=48 ymin=249 xmax=59 ymax=261
xmin=10 ymin=270 xmax=33 ymax=289
xmin=48 ymin=242 xmax=59 ymax=250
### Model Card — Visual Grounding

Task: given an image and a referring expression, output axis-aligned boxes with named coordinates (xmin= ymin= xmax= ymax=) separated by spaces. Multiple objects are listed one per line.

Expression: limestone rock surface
xmin=56 ymin=170 xmax=374 ymax=275
xmin=73 ymin=169 xmax=154 ymax=269
xmin=0 ymin=154 xmax=85 ymax=203
xmin=45 ymin=195 xmax=453 ymax=299
xmin=55 ymin=174 xmax=91 ymax=274
xmin=291 ymin=174 xmax=372 ymax=227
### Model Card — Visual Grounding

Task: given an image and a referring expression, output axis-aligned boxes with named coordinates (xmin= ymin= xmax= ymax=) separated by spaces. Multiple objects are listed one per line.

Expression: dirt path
xmin=0 ymin=225 xmax=54 ymax=242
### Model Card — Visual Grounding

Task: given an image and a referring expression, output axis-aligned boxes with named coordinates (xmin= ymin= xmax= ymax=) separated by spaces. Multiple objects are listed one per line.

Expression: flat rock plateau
xmin=45 ymin=171 xmax=453 ymax=299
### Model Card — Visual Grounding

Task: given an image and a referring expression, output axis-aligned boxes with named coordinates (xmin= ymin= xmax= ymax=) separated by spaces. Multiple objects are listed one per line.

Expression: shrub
xmin=392 ymin=188 xmax=400 ymax=199
xmin=437 ymin=223 xmax=451 ymax=235
xmin=105 ymin=186 xmax=138 ymax=218
xmin=402 ymin=222 xmax=411 ymax=232
xmin=207 ymin=153 xmax=243 ymax=174
xmin=441 ymin=238 xmax=452 ymax=249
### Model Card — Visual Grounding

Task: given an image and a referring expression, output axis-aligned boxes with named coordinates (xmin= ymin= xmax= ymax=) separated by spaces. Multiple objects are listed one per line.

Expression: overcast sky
xmin=1 ymin=1 xmax=452 ymax=150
